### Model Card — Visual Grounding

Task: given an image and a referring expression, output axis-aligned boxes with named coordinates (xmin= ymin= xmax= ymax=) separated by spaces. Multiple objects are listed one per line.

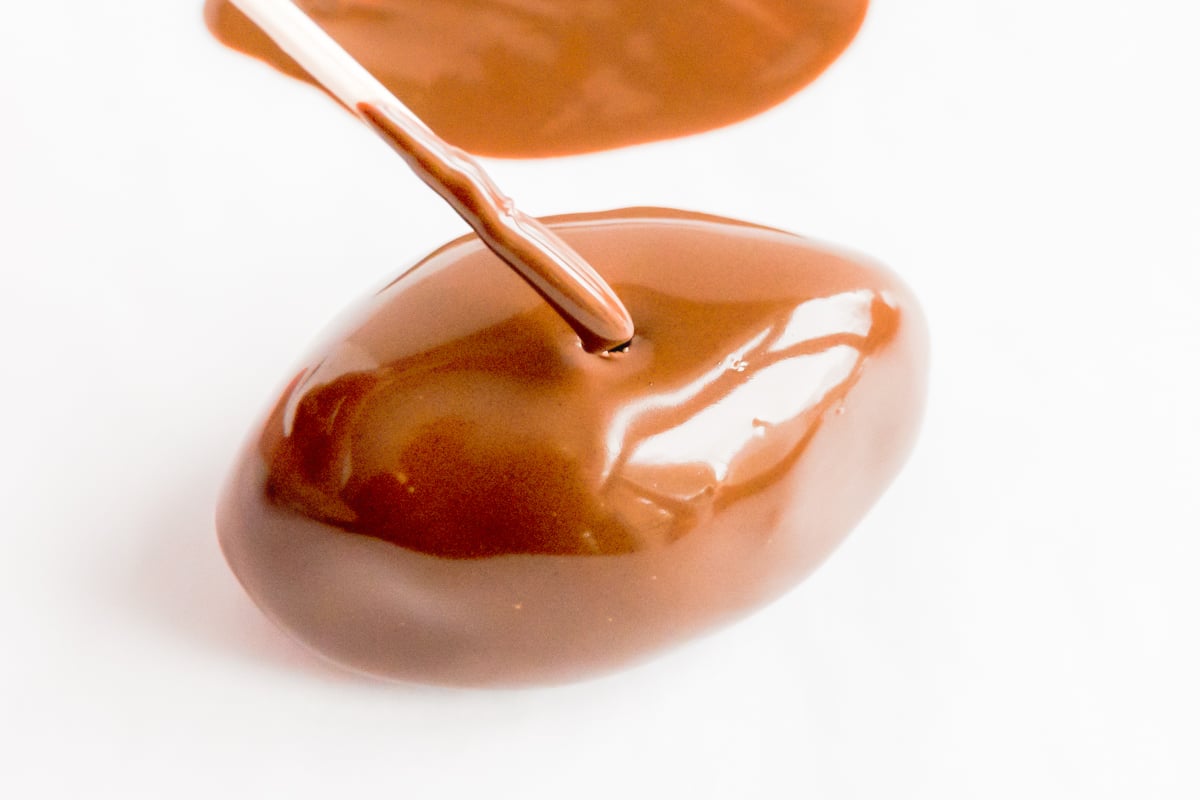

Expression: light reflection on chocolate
xmin=204 ymin=0 xmax=870 ymax=156
xmin=217 ymin=209 xmax=927 ymax=685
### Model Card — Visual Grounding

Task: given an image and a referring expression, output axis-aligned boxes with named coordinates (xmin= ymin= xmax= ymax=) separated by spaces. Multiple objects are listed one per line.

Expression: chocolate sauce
xmin=205 ymin=0 xmax=869 ymax=157
xmin=218 ymin=209 xmax=927 ymax=685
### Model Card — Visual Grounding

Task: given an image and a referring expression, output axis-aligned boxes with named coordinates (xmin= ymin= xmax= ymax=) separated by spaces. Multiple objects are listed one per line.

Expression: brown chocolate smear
xmin=204 ymin=0 xmax=869 ymax=157
xmin=218 ymin=208 xmax=927 ymax=685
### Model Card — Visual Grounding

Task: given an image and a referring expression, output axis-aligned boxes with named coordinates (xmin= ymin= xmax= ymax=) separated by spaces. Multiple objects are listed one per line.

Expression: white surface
xmin=2 ymin=1 xmax=1197 ymax=797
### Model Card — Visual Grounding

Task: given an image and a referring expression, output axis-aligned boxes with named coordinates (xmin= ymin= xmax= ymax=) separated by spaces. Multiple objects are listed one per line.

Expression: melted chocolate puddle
xmin=250 ymin=210 xmax=908 ymax=558
xmin=217 ymin=209 xmax=927 ymax=684
xmin=205 ymin=0 xmax=868 ymax=156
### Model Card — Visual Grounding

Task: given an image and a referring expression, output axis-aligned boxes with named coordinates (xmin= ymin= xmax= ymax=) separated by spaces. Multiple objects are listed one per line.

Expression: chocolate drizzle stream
xmin=357 ymin=102 xmax=633 ymax=352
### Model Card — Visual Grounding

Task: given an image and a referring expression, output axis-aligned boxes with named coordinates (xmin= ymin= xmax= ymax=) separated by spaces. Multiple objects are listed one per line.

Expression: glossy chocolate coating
xmin=204 ymin=0 xmax=869 ymax=157
xmin=218 ymin=209 xmax=927 ymax=685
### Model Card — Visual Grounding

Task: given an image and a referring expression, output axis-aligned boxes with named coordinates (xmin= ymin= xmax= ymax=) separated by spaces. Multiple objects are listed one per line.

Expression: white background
xmin=2 ymin=1 xmax=1197 ymax=797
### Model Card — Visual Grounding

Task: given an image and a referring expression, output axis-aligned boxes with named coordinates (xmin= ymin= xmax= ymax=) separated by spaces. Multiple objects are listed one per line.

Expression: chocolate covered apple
xmin=218 ymin=209 xmax=927 ymax=685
